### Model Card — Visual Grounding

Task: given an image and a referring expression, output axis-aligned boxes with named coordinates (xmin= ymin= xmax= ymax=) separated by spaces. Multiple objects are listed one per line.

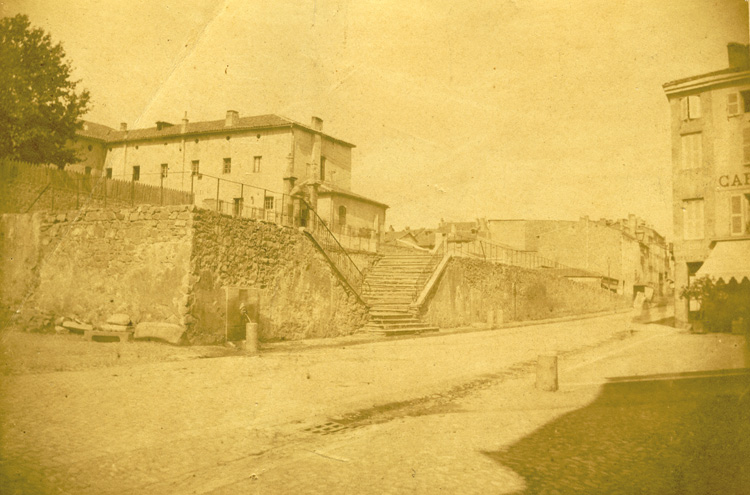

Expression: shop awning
xmin=695 ymin=239 xmax=750 ymax=282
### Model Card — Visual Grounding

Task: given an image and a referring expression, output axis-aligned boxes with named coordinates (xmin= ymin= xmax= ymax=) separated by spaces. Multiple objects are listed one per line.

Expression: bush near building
xmin=680 ymin=277 xmax=750 ymax=333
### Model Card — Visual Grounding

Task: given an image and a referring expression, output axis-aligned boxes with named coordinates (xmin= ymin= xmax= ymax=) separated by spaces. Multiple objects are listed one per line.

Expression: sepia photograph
xmin=1 ymin=0 xmax=749 ymax=493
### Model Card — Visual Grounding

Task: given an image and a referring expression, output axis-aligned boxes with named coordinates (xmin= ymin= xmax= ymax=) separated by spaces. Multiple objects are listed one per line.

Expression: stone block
xmin=62 ymin=320 xmax=93 ymax=332
xmin=134 ymin=322 xmax=185 ymax=344
xmin=99 ymin=323 xmax=131 ymax=332
xmin=106 ymin=313 xmax=131 ymax=326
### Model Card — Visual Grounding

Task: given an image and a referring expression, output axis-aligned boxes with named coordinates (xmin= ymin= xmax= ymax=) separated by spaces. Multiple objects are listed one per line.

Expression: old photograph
xmin=1 ymin=0 xmax=749 ymax=493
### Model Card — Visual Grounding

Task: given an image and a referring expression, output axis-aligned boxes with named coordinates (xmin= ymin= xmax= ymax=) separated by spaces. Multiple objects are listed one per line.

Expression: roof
xmin=383 ymin=228 xmax=435 ymax=248
xmin=77 ymin=121 xmax=118 ymax=142
xmin=696 ymin=239 xmax=750 ymax=283
xmin=317 ymin=183 xmax=389 ymax=208
xmin=77 ymin=114 xmax=356 ymax=147
xmin=662 ymin=66 xmax=750 ymax=96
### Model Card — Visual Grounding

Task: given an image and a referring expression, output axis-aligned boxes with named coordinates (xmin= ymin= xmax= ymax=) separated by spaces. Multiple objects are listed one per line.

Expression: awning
xmin=695 ymin=239 xmax=750 ymax=282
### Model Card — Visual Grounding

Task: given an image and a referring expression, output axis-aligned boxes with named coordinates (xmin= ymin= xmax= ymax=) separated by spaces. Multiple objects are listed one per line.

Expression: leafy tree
xmin=0 ymin=14 xmax=90 ymax=167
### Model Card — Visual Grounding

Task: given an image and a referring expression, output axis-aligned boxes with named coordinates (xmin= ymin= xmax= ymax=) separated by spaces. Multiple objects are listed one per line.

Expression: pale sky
xmin=3 ymin=0 xmax=748 ymax=236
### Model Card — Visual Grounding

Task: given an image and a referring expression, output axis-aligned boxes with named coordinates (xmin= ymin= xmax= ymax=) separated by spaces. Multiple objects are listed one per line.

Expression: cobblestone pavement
xmin=0 ymin=313 xmax=746 ymax=494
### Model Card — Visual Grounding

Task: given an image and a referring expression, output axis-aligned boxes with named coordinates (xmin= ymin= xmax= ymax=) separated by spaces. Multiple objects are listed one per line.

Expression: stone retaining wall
xmin=1 ymin=206 xmax=368 ymax=344
xmin=188 ymin=210 xmax=367 ymax=344
xmin=421 ymin=257 xmax=626 ymax=328
xmin=30 ymin=206 xmax=194 ymax=326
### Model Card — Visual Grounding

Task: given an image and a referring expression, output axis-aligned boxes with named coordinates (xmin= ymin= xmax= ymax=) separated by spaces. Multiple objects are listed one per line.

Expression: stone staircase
xmin=363 ymin=253 xmax=441 ymax=335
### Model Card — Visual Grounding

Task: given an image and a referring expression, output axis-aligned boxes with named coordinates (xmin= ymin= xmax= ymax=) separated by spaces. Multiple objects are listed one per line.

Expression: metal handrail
xmin=300 ymin=199 xmax=369 ymax=300
xmin=412 ymin=236 xmax=447 ymax=300
xmin=448 ymin=234 xmax=575 ymax=271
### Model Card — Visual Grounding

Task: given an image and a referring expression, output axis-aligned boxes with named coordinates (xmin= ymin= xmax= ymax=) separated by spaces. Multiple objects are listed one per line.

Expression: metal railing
xmin=447 ymin=234 xmax=572 ymax=270
xmin=1 ymin=160 xmax=194 ymax=213
xmin=300 ymin=198 xmax=369 ymax=301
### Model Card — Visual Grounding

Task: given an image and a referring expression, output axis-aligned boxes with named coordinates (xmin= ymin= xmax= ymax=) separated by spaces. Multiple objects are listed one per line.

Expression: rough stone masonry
xmin=0 ymin=205 xmax=367 ymax=344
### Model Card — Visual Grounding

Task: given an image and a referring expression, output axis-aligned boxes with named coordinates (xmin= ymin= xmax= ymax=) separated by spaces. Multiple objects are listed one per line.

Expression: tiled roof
xmin=77 ymin=121 xmax=118 ymax=141
xmin=76 ymin=114 xmax=356 ymax=147
xmin=317 ymin=183 xmax=389 ymax=208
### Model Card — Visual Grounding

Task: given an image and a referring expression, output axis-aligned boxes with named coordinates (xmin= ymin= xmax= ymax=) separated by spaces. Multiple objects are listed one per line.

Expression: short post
xmin=487 ymin=309 xmax=495 ymax=329
xmin=245 ymin=322 xmax=258 ymax=355
xmin=536 ymin=354 xmax=558 ymax=391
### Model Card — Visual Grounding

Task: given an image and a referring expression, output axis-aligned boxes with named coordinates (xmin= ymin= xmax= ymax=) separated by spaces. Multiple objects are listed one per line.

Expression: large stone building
xmin=68 ymin=112 xmax=387 ymax=244
xmin=663 ymin=42 xmax=750 ymax=325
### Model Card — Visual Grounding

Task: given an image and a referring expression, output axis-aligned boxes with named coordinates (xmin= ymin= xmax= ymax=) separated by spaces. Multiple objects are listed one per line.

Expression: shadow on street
xmin=484 ymin=370 xmax=750 ymax=494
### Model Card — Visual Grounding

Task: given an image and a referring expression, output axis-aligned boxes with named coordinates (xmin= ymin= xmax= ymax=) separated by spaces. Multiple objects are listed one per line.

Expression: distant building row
xmin=387 ymin=215 xmax=673 ymax=299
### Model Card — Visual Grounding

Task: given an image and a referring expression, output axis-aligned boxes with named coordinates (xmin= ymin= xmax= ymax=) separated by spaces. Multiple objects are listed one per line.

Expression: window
xmin=233 ymin=198 xmax=243 ymax=217
xmin=730 ymin=194 xmax=750 ymax=236
xmin=191 ymin=160 xmax=199 ymax=176
xmin=680 ymin=133 xmax=702 ymax=170
xmin=161 ymin=163 xmax=168 ymax=178
xmin=105 ymin=168 xmax=112 ymax=179
xmin=683 ymin=199 xmax=705 ymax=240
xmin=744 ymin=128 xmax=750 ymax=165
xmin=132 ymin=166 xmax=140 ymax=181
xmin=728 ymin=91 xmax=750 ymax=116
xmin=253 ymin=156 xmax=261 ymax=173
xmin=264 ymin=196 xmax=274 ymax=210
xmin=223 ymin=158 xmax=231 ymax=174
xmin=84 ymin=166 xmax=91 ymax=175
xmin=338 ymin=205 xmax=346 ymax=226
xmin=680 ymin=95 xmax=701 ymax=120
xmin=320 ymin=156 xmax=326 ymax=181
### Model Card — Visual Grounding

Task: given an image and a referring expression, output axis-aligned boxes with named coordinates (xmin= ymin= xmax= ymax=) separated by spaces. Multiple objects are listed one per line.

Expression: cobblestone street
xmin=1 ymin=312 xmax=747 ymax=494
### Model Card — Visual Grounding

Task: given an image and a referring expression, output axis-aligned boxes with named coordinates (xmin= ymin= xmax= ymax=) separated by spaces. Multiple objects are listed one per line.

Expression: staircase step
xmin=367 ymin=326 xmax=440 ymax=336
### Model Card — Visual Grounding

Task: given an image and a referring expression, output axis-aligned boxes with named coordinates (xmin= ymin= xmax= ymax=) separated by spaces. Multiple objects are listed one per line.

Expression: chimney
xmin=181 ymin=112 xmax=189 ymax=133
xmin=727 ymin=43 xmax=750 ymax=69
xmin=225 ymin=110 xmax=240 ymax=127
xmin=628 ymin=214 xmax=637 ymax=236
xmin=311 ymin=116 xmax=323 ymax=131
xmin=120 ymin=122 xmax=127 ymax=131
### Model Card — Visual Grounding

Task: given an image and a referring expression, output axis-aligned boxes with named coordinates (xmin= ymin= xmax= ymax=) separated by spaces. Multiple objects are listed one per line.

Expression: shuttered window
xmin=727 ymin=93 xmax=740 ymax=116
xmin=730 ymin=195 xmax=744 ymax=235
xmin=681 ymin=95 xmax=701 ymax=120
xmin=683 ymin=199 xmax=704 ymax=240
xmin=681 ymin=133 xmax=702 ymax=170
xmin=744 ymin=128 xmax=750 ymax=164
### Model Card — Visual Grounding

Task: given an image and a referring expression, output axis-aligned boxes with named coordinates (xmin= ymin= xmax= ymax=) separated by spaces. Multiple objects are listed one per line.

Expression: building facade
xmin=485 ymin=216 xmax=671 ymax=298
xmin=70 ymin=112 xmax=387 ymax=246
xmin=663 ymin=43 xmax=750 ymax=325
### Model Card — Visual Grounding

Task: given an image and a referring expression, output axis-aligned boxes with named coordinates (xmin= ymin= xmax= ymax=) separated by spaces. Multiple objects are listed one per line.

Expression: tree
xmin=0 ymin=14 xmax=90 ymax=167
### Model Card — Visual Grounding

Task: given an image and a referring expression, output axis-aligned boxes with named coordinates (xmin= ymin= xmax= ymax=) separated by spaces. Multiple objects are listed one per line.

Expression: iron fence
xmin=447 ymin=234 xmax=573 ymax=270
xmin=301 ymin=198 xmax=369 ymax=298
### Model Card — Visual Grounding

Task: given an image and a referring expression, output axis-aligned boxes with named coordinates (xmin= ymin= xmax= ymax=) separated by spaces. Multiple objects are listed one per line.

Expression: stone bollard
xmin=245 ymin=322 xmax=259 ymax=355
xmin=496 ymin=310 xmax=504 ymax=326
xmin=487 ymin=310 xmax=495 ymax=329
xmin=536 ymin=354 xmax=558 ymax=392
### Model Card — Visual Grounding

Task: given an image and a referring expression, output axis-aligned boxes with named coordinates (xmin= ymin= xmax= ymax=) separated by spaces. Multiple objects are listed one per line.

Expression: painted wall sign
xmin=718 ymin=172 xmax=750 ymax=188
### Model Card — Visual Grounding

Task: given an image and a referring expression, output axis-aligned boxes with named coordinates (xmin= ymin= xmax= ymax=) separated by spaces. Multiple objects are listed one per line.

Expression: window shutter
xmin=680 ymin=98 xmax=689 ymax=121
xmin=688 ymin=95 xmax=701 ymax=119
xmin=730 ymin=196 xmax=743 ymax=235
xmin=744 ymin=128 xmax=750 ymax=164
xmin=727 ymin=93 xmax=740 ymax=116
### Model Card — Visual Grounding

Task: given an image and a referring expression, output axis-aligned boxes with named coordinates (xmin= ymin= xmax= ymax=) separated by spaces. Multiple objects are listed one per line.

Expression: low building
xmin=663 ymin=42 xmax=750 ymax=326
